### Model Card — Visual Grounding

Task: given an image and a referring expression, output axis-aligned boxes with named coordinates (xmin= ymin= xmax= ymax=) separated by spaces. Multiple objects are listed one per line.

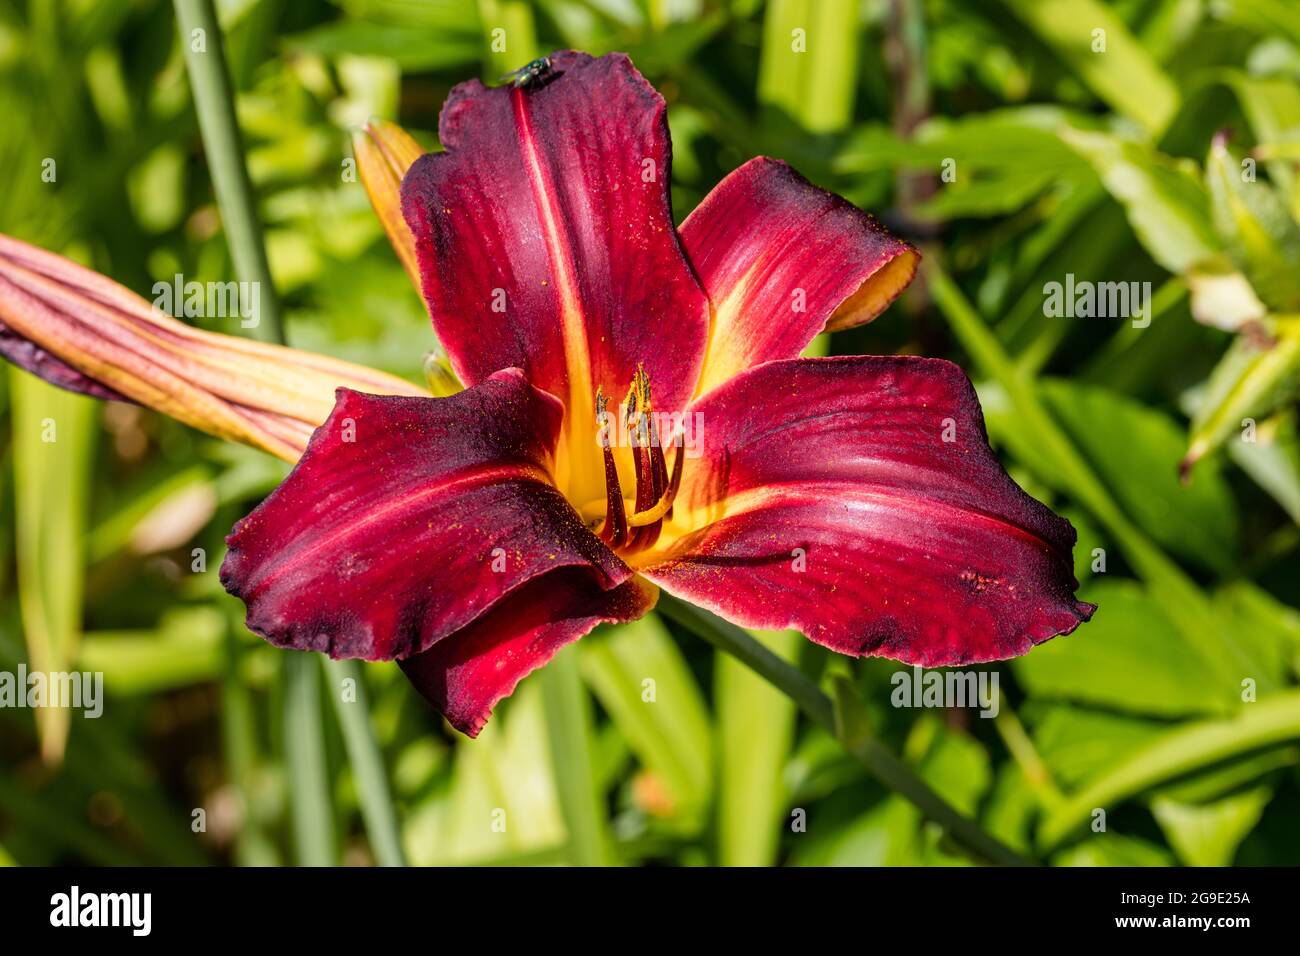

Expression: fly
xmin=502 ymin=56 xmax=553 ymax=90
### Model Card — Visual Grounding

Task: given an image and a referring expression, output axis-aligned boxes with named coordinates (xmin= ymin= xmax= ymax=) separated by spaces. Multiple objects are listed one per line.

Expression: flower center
xmin=574 ymin=366 xmax=685 ymax=557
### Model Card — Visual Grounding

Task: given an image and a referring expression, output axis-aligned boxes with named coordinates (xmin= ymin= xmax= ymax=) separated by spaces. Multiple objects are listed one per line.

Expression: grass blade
xmin=715 ymin=626 xmax=799 ymax=865
xmin=539 ymin=644 xmax=612 ymax=866
xmin=324 ymin=658 xmax=407 ymax=867
xmin=284 ymin=651 xmax=336 ymax=866
xmin=9 ymin=369 xmax=95 ymax=764
xmin=173 ymin=0 xmax=283 ymax=343
xmin=580 ymin=613 xmax=713 ymax=820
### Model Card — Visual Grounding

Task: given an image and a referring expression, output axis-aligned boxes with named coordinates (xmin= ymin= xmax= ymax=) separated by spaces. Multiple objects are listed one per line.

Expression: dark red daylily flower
xmin=0 ymin=52 xmax=1093 ymax=738
xmin=218 ymin=52 xmax=1093 ymax=736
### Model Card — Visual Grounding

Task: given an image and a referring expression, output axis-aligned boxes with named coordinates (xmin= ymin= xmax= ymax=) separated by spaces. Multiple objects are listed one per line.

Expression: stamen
xmin=627 ymin=364 xmax=664 ymax=548
xmin=648 ymin=414 xmax=668 ymax=500
xmin=588 ymin=367 xmax=685 ymax=553
xmin=625 ymin=443 xmax=654 ymax=550
xmin=628 ymin=417 xmax=681 ymax=528
xmin=666 ymin=422 xmax=685 ymax=520
xmin=595 ymin=389 xmax=627 ymax=547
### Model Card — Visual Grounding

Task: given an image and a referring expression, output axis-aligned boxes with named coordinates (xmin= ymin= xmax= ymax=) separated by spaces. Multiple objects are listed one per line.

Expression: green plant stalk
xmin=1038 ymin=690 xmax=1300 ymax=848
xmin=658 ymin=595 xmax=1034 ymax=866
xmin=323 ymin=659 xmax=407 ymax=867
xmin=221 ymin=627 xmax=278 ymax=866
xmin=175 ymin=1 xmax=410 ymax=866
xmin=284 ymin=652 xmax=335 ymax=866
xmin=927 ymin=261 xmax=1260 ymax=691
xmin=173 ymin=0 xmax=283 ymax=343
xmin=993 ymin=707 xmax=1063 ymax=807
xmin=539 ymin=646 xmax=613 ymax=866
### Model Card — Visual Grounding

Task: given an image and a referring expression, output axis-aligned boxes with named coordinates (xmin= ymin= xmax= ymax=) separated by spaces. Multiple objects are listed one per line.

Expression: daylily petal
xmin=680 ymin=158 xmax=919 ymax=396
xmin=353 ymin=119 xmax=424 ymax=291
xmin=401 ymin=51 xmax=710 ymax=506
xmin=0 ymin=232 xmax=425 ymax=460
xmin=0 ymin=318 xmax=126 ymax=401
xmin=400 ymin=571 xmax=656 ymax=737
xmin=221 ymin=369 xmax=631 ymax=662
xmin=640 ymin=357 xmax=1093 ymax=665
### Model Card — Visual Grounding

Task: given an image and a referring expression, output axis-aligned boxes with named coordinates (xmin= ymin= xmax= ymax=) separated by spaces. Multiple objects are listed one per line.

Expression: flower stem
xmin=323 ymin=659 xmax=408 ymax=867
xmin=283 ymin=652 xmax=335 ymax=866
xmin=175 ymin=1 xmax=412 ymax=867
xmin=173 ymin=0 xmax=284 ymax=344
xmin=174 ymin=0 xmax=331 ymax=864
xmin=657 ymin=595 xmax=1035 ymax=866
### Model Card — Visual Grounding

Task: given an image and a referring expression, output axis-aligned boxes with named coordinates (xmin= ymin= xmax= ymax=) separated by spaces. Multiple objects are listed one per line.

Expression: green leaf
xmin=715 ymin=628 xmax=800 ymax=865
xmin=831 ymin=675 xmax=873 ymax=749
xmin=1215 ymin=581 xmax=1300 ymax=684
xmin=1003 ymin=380 xmax=1240 ymax=575
xmin=1059 ymin=127 xmax=1219 ymax=274
xmin=758 ymin=0 xmax=859 ymax=133
xmin=284 ymin=11 xmax=480 ymax=71
xmin=79 ymin=608 xmax=225 ymax=694
xmin=1052 ymin=832 xmax=1174 ymax=867
xmin=1013 ymin=580 xmax=1227 ymax=717
xmin=1030 ymin=705 xmax=1165 ymax=789
xmin=792 ymin=721 xmax=992 ymax=866
xmin=835 ymin=107 xmax=1091 ymax=176
xmin=1185 ymin=318 xmax=1300 ymax=471
xmin=539 ymin=644 xmax=613 ymax=866
xmin=405 ymin=683 xmax=564 ymax=866
xmin=1206 ymin=134 xmax=1300 ymax=312
xmin=579 ymin=615 xmax=713 ymax=821
xmin=916 ymin=169 xmax=1056 ymax=219
xmin=1038 ymin=690 xmax=1300 ymax=848
xmin=1214 ymin=0 xmax=1300 ymax=54
xmin=994 ymin=0 xmax=1180 ymax=135
xmin=1151 ymin=786 xmax=1273 ymax=866
xmin=1228 ymin=409 xmax=1300 ymax=525
xmin=9 ymin=369 xmax=96 ymax=763
xmin=1207 ymin=70 xmax=1300 ymax=218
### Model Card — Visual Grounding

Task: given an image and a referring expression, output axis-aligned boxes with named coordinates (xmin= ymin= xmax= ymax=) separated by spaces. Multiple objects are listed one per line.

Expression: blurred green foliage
xmin=2 ymin=0 xmax=1300 ymax=867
